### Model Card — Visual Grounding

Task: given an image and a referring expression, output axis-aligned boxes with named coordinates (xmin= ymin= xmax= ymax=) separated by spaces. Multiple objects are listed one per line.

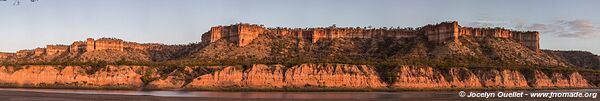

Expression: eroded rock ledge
xmin=0 ymin=64 xmax=594 ymax=90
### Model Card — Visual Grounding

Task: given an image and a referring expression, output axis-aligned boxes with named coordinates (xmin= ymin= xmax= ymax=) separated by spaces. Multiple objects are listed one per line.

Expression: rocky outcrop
xmin=283 ymin=64 xmax=387 ymax=88
xmin=447 ymin=68 xmax=482 ymax=88
xmin=548 ymin=72 xmax=590 ymax=88
xmin=567 ymin=72 xmax=591 ymax=87
xmin=185 ymin=66 xmax=245 ymax=88
xmin=390 ymin=66 xmax=450 ymax=88
xmin=184 ymin=64 xmax=387 ymax=89
xmin=200 ymin=22 xmax=539 ymax=52
xmin=389 ymin=67 xmax=526 ymax=89
xmin=388 ymin=66 xmax=591 ymax=89
xmin=524 ymin=70 xmax=592 ymax=88
xmin=0 ymin=64 xmax=593 ymax=90
xmin=243 ymin=64 xmax=286 ymax=88
xmin=0 ymin=65 xmax=144 ymax=89
xmin=475 ymin=69 xmax=528 ymax=88
xmin=528 ymin=70 xmax=555 ymax=88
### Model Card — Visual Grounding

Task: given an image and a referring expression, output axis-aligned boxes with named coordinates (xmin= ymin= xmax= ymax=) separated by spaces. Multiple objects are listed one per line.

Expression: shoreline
xmin=0 ymin=64 xmax=597 ymax=92
xmin=0 ymin=85 xmax=597 ymax=92
xmin=0 ymin=88 xmax=598 ymax=101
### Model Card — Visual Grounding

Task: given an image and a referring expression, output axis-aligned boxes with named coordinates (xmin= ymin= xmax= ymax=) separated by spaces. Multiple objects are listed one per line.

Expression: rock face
xmin=283 ymin=64 xmax=387 ymax=88
xmin=46 ymin=45 xmax=69 ymax=56
xmin=184 ymin=64 xmax=387 ymax=89
xmin=1 ymin=37 xmax=192 ymax=64
xmin=0 ymin=64 xmax=594 ymax=90
xmin=527 ymin=71 xmax=591 ymax=88
xmin=243 ymin=64 xmax=286 ymax=88
xmin=389 ymin=66 xmax=486 ymax=89
xmin=388 ymin=66 xmax=591 ymax=89
xmin=447 ymin=68 xmax=482 ymax=88
xmin=0 ymin=65 xmax=144 ymax=89
xmin=475 ymin=69 xmax=529 ymax=88
xmin=200 ymin=22 xmax=540 ymax=52
xmin=202 ymin=24 xmax=267 ymax=46
xmin=390 ymin=66 xmax=451 ymax=88
xmin=185 ymin=66 xmax=245 ymax=88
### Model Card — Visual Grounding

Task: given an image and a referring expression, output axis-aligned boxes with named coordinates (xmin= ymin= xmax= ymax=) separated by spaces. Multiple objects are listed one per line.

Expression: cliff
xmin=0 ymin=21 xmax=596 ymax=91
xmin=200 ymin=22 xmax=540 ymax=53
xmin=0 ymin=21 xmax=573 ymax=69
xmin=0 ymin=37 xmax=196 ymax=63
xmin=0 ymin=65 xmax=145 ymax=89
xmin=0 ymin=64 xmax=594 ymax=90
xmin=188 ymin=28 xmax=567 ymax=68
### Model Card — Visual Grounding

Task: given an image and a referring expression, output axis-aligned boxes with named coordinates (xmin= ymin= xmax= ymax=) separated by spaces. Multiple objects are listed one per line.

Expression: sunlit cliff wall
xmin=202 ymin=24 xmax=267 ymax=46
xmin=3 ymin=37 xmax=161 ymax=59
xmin=94 ymin=38 xmax=124 ymax=51
xmin=421 ymin=21 xmax=460 ymax=44
xmin=0 ymin=64 xmax=592 ymax=90
xmin=46 ymin=45 xmax=69 ymax=56
xmin=33 ymin=48 xmax=45 ymax=56
xmin=70 ymin=41 xmax=86 ymax=53
xmin=459 ymin=27 xmax=540 ymax=52
xmin=201 ymin=21 xmax=540 ymax=52
xmin=79 ymin=38 xmax=126 ymax=52
xmin=203 ymin=23 xmax=420 ymax=46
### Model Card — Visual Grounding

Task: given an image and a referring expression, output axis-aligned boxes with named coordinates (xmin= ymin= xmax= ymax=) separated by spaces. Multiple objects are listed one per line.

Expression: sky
xmin=0 ymin=0 xmax=599 ymax=54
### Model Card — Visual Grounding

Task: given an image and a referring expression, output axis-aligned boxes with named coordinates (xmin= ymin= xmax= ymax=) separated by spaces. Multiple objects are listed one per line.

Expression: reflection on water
xmin=0 ymin=88 xmax=598 ymax=100
xmin=0 ymin=88 xmax=457 ymax=99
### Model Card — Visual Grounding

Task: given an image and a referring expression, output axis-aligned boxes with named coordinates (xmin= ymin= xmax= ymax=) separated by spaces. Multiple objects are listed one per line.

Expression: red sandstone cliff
xmin=282 ymin=64 xmax=387 ymax=88
xmin=200 ymin=22 xmax=540 ymax=53
xmin=183 ymin=64 xmax=387 ymax=89
xmin=0 ymin=65 xmax=144 ymax=89
xmin=0 ymin=64 xmax=593 ymax=90
xmin=0 ymin=21 xmax=575 ymax=71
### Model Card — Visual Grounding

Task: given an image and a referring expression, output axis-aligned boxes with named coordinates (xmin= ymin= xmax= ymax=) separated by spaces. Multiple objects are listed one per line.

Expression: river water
xmin=0 ymin=88 xmax=598 ymax=100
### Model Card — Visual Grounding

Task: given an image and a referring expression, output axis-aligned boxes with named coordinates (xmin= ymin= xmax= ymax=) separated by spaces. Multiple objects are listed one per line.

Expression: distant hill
xmin=0 ymin=38 xmax=198 ymax=64
xmin=545 ymin=50 xmax=600 ymax=70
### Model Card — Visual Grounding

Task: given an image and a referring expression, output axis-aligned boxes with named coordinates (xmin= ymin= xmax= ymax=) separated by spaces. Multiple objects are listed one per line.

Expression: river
xmin=0 ymin=88 xmax=598 ymax=101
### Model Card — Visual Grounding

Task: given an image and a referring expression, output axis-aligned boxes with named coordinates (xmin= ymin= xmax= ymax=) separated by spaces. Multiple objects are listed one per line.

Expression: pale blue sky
xmin=1 ymin=0 xmax=599 ymax=54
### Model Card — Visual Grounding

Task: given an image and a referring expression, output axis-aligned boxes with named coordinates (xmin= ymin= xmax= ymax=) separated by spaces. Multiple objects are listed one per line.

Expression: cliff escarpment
xmin=0 ymin=64 xmax=594 ymax=90
xmin=0 ymin=21 xmax=597 ymax=91
xmin=187 ymin=32 xmax=567 ymax=68
xmin=0 ymin=21 xmax=576 ymax=70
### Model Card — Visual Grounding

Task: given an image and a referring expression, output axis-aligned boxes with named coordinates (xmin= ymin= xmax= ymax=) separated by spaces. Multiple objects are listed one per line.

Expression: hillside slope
xmin=0 ymin=44 xmax=196 ymax=64
xmin=545 ymin=50 xmax=600 ymax=70
xmin=181 ymin=32 xmax=569 ymax=68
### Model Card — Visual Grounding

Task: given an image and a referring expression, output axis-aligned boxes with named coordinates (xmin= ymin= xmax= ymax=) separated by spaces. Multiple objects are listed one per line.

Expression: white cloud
xmin=469 ymin=19 xmax=600 ymax=39
xmin=523 ymin=20 xmax=600 ymax=38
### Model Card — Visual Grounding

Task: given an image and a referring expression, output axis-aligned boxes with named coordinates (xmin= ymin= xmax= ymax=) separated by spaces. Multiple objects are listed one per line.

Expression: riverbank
xmin=0 ymin=64 xmax=597 ymax=91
